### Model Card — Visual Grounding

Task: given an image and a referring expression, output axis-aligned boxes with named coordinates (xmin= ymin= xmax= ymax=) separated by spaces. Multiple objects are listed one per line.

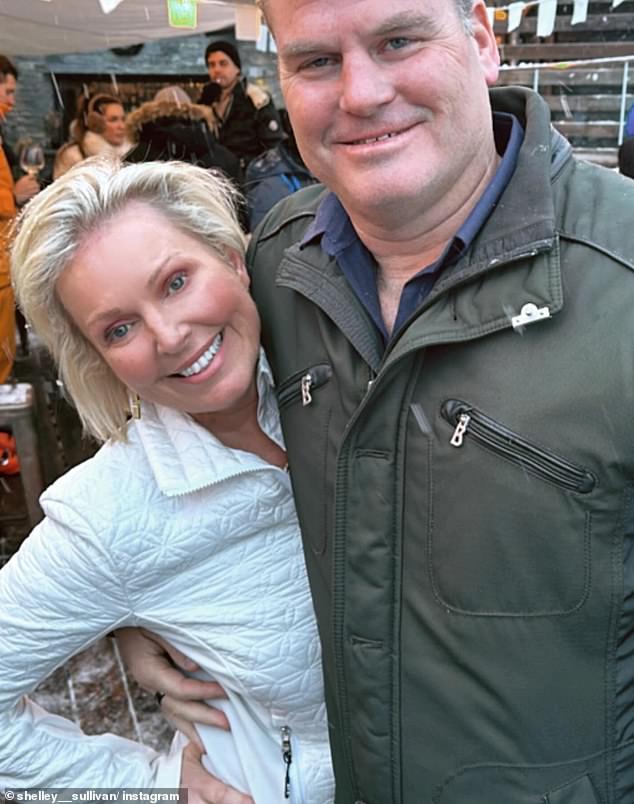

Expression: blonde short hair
xmin=11 ymin=158 xmax=246 ymax=443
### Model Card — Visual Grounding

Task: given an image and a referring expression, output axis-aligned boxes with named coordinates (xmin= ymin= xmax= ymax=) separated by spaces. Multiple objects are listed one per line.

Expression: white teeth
xmin=179 ymin=332 xmax=223 ymax=377
xmin=356 ymin=132 xmax=395 ymax=145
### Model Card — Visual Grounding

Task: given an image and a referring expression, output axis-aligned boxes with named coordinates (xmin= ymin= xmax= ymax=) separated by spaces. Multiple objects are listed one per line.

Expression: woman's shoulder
xmin=53 ymin=142 xmax=83 ymax=178
xmin=40 ymin=426 xmax=153 ymax=520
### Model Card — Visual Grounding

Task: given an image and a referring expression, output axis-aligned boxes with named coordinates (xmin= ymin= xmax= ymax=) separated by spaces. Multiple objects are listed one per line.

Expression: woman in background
xmin=53 ymin=92 xmax=131 ymax=178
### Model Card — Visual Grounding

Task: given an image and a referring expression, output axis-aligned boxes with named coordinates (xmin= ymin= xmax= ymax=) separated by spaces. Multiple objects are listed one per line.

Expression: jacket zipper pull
xmin=450 ymin=413 xmax=471 ymax=447
xmin=301 ymin=373 xmax=313 ymax=407
xmin=281 ymin=725 xmax=292 ymax=799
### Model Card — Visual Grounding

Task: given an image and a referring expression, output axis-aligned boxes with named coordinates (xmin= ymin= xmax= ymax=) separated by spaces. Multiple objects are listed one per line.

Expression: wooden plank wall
xmin=492 ymin=0 xmax=634 ymax=163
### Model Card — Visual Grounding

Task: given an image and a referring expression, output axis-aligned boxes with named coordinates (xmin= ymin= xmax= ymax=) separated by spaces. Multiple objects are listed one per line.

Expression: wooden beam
xmin=497 ymin=67 xmax=633 ymax=86
xmin=542 ymin=94 xmax=633 ymax=112
xmin=499 ymin=42 xmax=634 ymax=61
xmin=494 ymin=13 xmax=634 ymax=35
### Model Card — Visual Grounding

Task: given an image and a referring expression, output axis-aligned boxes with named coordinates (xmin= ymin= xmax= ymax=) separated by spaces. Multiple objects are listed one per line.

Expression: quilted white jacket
xmin=0 ymin=355 xmax=334 ymax=804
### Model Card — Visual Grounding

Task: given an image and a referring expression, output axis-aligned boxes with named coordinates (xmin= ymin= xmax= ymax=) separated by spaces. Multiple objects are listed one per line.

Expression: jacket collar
xmin=81 ymin=130 xmax=133 ymax=160
xmin=130 ymin=350 xmax=283 ymax=497
xmin=274 ymin=88 xmax=567 ymax=370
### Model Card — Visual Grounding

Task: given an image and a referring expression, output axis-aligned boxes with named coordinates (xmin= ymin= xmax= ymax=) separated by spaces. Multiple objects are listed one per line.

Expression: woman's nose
xmin=150 ymin=314 xmax=190 ymax=355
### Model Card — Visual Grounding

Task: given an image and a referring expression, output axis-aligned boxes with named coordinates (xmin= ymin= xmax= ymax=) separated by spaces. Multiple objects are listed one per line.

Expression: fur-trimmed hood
xmin=127 ymin=99 xmax=217 ymax=141
xmin=123 ymin=98 xmax=241 ymax=184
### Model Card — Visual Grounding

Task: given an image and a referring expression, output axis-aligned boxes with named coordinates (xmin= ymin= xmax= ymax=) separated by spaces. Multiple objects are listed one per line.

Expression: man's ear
xmin=470 ymin=0 xmax=501 ymax=86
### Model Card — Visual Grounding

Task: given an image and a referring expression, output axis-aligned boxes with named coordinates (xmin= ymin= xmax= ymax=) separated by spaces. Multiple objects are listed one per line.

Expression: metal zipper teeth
xmin=466 ymin=416 xmax=586 ymax=491
xmin=445 ymin=406 xmax=595 ymax=493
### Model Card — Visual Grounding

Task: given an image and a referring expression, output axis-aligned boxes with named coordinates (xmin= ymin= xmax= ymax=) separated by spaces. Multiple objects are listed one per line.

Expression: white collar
xmin=131 ymin=350 xmax=283 ymax=497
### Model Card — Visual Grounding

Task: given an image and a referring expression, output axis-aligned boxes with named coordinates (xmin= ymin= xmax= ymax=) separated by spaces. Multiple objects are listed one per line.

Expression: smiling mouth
xmin=173 ymin=332 xmax=223 ymax=378
xmin=350 ymin=132 xmax=399 ymax=145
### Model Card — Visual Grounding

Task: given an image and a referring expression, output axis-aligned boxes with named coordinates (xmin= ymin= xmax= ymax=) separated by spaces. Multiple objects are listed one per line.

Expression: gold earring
xmin=130 ymin=394 xmax=142 ymax=420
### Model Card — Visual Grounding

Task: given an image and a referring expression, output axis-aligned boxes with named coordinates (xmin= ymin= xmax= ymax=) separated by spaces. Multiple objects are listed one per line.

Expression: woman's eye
xmin=106 ymin=322 xmax=131 ymax=343
xmin=168 ymin=273 xmax=187 ymax=294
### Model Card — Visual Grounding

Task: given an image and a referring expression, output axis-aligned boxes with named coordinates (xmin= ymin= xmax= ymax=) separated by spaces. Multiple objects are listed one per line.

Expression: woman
xmin=53 ymin=93 xmax=131 ymax=179
xmin=125 ymin=85 xmax=242 ymax=186
xmin=3 ymin=159 xmax=334 ymax=804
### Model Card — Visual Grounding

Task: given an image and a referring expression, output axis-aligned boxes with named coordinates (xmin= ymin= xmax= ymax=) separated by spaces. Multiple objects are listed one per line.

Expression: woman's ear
xmin=226 ymin=250 xmax=250 ymax=288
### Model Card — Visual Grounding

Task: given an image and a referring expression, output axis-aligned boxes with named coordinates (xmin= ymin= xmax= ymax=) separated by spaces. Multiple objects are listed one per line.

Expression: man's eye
xmin=168 ymin=273 xmax=186 ymax=294
xmin=384 ymin=37 xmax=411 ymax=51
xmin=301 ymin=55 xmax=335 ymax=71
xmin=106 ymin=322 xmax=131 ymax=343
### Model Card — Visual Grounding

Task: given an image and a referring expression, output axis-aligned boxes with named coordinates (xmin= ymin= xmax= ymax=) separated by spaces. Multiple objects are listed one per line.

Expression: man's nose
xmin=338 ymin=54 xmax=395 ymax=116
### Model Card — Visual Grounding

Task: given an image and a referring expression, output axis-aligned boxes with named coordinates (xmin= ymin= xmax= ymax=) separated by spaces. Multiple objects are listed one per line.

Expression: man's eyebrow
xmin=280 ymin=11 xmax=439 ymax=59
xmin=373 ymin=10 xmax=439 ymax=36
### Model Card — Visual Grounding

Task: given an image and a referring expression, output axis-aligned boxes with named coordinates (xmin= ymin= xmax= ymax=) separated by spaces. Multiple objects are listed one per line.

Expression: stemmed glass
xmin=19 ymin=143 xmax=45 ymax=179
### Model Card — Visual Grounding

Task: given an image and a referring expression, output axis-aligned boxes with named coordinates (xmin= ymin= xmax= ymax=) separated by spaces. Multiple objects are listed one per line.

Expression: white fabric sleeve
xmin=0 ymin=499 xmax=183 ymax=790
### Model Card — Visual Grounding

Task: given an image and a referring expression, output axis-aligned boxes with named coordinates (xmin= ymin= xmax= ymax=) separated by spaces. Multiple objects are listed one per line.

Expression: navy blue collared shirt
xmin=300 ymin=113 xmax=524 ymax=342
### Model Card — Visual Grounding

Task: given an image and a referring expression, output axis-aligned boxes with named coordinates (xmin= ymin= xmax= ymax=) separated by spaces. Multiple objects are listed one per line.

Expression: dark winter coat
xmin=245 ymin=142 xmax=316 ymax=229
xmin=209 ymin=79 xmax=284 ymax=169
xmin=248 ymin=86 xmax=634 ymax=804
xmin=125 ymin=99 xmax=241 ymax=185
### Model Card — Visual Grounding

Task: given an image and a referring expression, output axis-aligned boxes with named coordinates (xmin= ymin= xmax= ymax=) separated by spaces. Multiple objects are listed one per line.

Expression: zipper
xmin=280 ymin=725 xmax=292 ymax=799
xmin=277 ymin=363 xmax=333 ymax=409
xmin=441 ymin=399 xmax=596 ymax=494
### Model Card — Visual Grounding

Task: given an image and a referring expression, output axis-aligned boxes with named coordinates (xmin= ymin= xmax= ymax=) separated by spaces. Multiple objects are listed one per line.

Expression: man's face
xmin=270 ymin=0 xmax=500 ymax=222
xmin=207 ymin=51 xmax=240 ymax=90
xmin=0 ymin=74 xmax=17 ymax=114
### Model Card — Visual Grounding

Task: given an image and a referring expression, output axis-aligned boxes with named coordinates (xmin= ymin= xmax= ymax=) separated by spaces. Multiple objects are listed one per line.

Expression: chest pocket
xmin=429 ymin=399 xmax=596 ymax=617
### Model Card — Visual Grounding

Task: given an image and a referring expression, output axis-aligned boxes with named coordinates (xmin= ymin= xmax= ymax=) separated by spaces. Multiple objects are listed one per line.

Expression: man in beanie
xmin=202 ymin=39 xmax=283 ymax=171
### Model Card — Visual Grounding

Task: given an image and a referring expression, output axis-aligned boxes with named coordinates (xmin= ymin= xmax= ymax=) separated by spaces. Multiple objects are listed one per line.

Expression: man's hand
xmin=181 ymin=742 xmax=254 ymax=804
xmin=115 ymin=627 xmax=229 ymax=748
xmin=14 ymin=174 xmax=39 ymax=205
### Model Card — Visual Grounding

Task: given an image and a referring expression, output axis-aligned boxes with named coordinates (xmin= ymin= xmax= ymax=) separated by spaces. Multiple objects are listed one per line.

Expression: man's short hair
xmin=0 ymin=55 xmax=18 ymax=83
xmin=11 ymin=159 xmax=246 ymax=443
xmin=257 ymin=0 xmax=474 ymax=33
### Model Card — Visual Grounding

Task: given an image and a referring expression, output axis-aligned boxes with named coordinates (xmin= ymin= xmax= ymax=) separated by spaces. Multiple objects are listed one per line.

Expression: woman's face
xmin=57 ymin=202 xmax=261 ymax=427
xmin=99 ymin=103 xmax=126 ymax=146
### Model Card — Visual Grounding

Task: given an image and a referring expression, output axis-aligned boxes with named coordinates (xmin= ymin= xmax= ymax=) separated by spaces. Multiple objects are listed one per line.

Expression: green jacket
xmin=248 ymin=87 xmax=634 ymax=804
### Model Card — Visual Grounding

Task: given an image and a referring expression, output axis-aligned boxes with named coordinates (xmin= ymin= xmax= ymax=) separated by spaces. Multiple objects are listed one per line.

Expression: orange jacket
xmin=0 ymin=143 xmax=16 ymax=382
xmin=0 ymin=143 xmax=16 ymax=288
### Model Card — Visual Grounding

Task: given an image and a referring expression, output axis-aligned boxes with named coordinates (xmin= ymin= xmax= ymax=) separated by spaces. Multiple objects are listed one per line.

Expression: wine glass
xmin=19 ymin=143 xmax=45 ymax=179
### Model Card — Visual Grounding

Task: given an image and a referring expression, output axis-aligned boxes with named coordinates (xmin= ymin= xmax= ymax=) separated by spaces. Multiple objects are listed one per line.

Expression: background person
xmin=125 ymin=85 xmax=242 ymax=186
xmin=121 ymin=0 xmax=634 ymax=802
xmin=0 ymin=54 xmax=38 ymax=383
xmin=618 ymin=136 xmax=634 ymax=179
xmin=245 ymin=109 xmax=316 ymax=230
xmin=2 ymin=159 xmax=334 ymax=804
xmin=200 ymin=39 xmax=283 ymax=170
xmin=53 ymin=92 xmax=131 ymax=179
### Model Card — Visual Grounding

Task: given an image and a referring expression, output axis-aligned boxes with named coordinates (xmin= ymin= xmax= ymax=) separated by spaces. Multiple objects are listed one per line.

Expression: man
xmin=202 ymin=39 xmax=283 ymax=170
xmin=0 ymin=55 xmax=38 ymax=383
xmin=121 ymin=1 xmax=634 ymax=801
